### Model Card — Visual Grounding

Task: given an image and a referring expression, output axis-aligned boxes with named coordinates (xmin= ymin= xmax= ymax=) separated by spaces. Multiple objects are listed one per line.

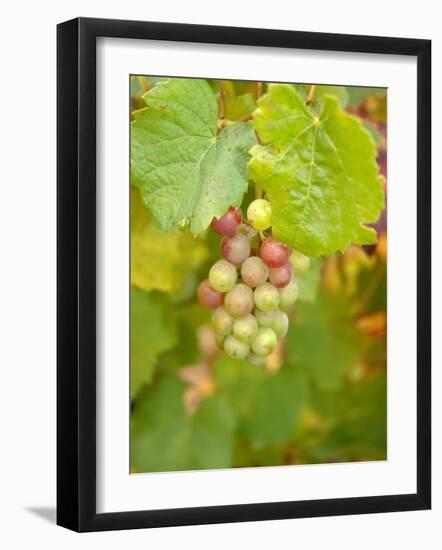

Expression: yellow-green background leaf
xmin=131 ymin=186 xmax=208 ymax=293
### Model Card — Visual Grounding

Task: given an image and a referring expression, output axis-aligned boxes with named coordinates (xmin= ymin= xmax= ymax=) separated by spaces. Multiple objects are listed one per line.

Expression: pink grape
xmin=221 ymin=233 xmax=251 ymax=265
xmin=197 ymin=279 xmax=224 ymax=309
xmin=211 ymin=207 xmax=242 ymax=237
xmin=259 ymin=236 xmax=291 ymax=268
xmin=268 ymin=262 xmax=292 ymax=288
xmin=241 ymin=256 xmax=269 ymax=288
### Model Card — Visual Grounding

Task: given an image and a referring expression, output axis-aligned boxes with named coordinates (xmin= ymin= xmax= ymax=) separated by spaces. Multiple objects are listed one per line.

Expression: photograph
xmin=129 ymin=76 xmax=388 ymax=474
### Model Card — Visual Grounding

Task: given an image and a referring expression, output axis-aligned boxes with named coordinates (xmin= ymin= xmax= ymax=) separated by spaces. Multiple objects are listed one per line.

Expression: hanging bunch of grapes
xmin=197 ymin=199 xmax=310 ymax=366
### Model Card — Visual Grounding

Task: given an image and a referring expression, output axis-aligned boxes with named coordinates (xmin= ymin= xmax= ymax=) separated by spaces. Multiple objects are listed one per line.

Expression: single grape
xmin=260 ymin=236 xmax=291 ymax=268
xmin=197 ymin=279 xmax=224 ymax=309
xmin=240 ymin=256 xmax=269 ymax=288
xmin=255 ymin=309 xmax=276 ymax=328
xmin=251 ymin=327 xmax=277 ymax=356
xmin=272 ymin=310 xmax=289 ymax=339
xmin=254 ymin=282 xmax=280 ymax=312
xmin=289 ymin=250 xmax=311 ymax=276
xmin=247 ymin=352 xmax=266 ymax=366
xmin=233 ymin=314 xmax=258 ymax=343
xmin=224 ymin=335 xmax=250 ymax=360
xmin=269 ymin=261 xmax=292 ymax=288
xmin=238 ymin=223 xmax=258 ymax=241
xmin=211 ymin=306 xmax=233 ymax=336
xmin=247 ymin=199 xmax=272 ymax=230
xmin=211 ymin=207 xmax=242 ymax=237
xmin=221 ymin=233 xmax=251 ymax=265
xmin=224 ymin=283 xmax=254 ymax=318
xmin=279 ymin=279 xmax=299 ymax=311
xmin=209 ymin=259 xmax=238 ymax=293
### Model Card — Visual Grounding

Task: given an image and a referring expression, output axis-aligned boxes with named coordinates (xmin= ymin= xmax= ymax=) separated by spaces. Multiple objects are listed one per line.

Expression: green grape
xmin=251 ymin=327 xmax=277 ymax=356
xmin=247 ymin=199 xmax=272 ymax=231
xmin=255 ymin=309 xmax=276 ymax=328
xmin=279 ymin=279 xmax=299 ymax=311
xmin=224 ymin=283 xmax=254 ymax=318
xmin=211 ymin=306 xmax=233 ymax=336
xmin=290 ymin=250 xmax=311 ymax=276
xmin=209 ymin=259 xmax=238 ymax=293
xmin=233 ymin=314 xmax=258 ymax=343
xmin=272 ymin=310 xmax=289 ymax=339
xmin=247 ymin=352 xmax=266 ymax=366
xmin=224 ymin=335 xmax=250 ymax=360
xmin=254 ymin=282 xmax=280 ymax=312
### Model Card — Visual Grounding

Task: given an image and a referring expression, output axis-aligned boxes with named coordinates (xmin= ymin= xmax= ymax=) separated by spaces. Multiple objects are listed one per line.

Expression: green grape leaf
xmin=130 ymin=288 xmax=178 ymax=399
xmin=249 ymin=84 xmax=384 ymax=256
xmin=131 ymin=186 xmax=208 ymax=294
xmin=297 ymin=257 xmax=322 ymax=302
xmin=214 ymin=356 xmax=309 ymax=449
xmin=131 ymin=78 xmax=256 ymax=235
xmin=287 ymin=288 xmax=361 ymax=390
xmin=131 ymin=377 xmax=235 ymax=472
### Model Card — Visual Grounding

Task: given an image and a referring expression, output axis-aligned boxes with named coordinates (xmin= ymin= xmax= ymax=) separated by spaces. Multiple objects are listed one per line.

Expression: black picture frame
xmin=57 ymin=17 xmax=431 ymax=532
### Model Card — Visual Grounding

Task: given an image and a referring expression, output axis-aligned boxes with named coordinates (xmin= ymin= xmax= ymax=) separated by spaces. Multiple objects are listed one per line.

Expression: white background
xmin=0 ymin=0 xmax=440 ymax=548
xmin=97 ymin=39 xmax=417 ymax=512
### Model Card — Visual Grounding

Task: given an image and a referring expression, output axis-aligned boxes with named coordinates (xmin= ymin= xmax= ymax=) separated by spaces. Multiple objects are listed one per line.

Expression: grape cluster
xmin=198 ymin=200 xmax=307 ymax=366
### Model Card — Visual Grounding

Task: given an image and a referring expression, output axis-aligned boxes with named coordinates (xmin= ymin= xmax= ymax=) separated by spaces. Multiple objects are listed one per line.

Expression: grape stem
xmin=218 ymin=82 xmax=226 ymax=120
xmin=137 ymin=75 xmax=149 ymax=93
xmin=240 ymin=82 xmax=264 ymax=122
xmin=305 ymin=85 xmax=316 ymax=106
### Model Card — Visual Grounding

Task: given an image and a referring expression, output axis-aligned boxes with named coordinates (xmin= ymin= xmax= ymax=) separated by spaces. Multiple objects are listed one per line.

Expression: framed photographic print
xmin=57 ymin=17 xmax=431 ymax=532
